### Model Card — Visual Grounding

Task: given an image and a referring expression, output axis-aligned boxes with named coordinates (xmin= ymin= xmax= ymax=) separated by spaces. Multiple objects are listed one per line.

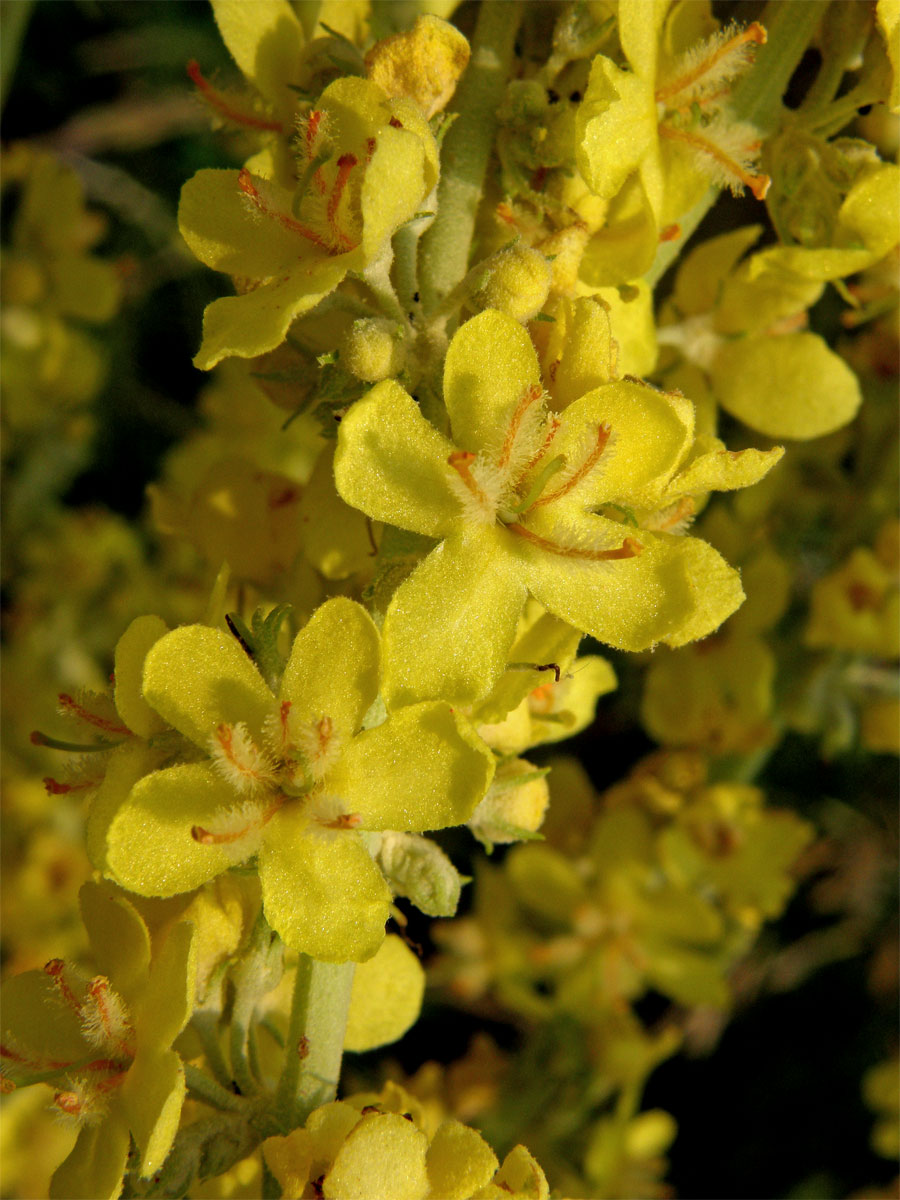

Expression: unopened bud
xmin=470 ymin=244 xmax=552 ymax=324
xmin=341 ymin=317 xmax=406 ymax=382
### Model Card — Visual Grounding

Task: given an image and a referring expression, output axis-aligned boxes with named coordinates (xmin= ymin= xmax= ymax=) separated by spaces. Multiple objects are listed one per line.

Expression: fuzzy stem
xmin=229 ymin=986 xmax=258 ymax=1098
xmin=275 ymin=956 xmax=355 ymax=1130
xmin=190 ymin=1010 xmax=232 ymax=1090
xmin=393 ymin=218 xmax=424 ymax=315
xmin=184 ymin=1063 xmax=245 ymax=1113
xmin=733 ymin=0 xmax=826 ymax=137
xmin=418 ymin=2 xmax=521 ymax=317
xmin=363 ymin=247 xmax=407 ymax=325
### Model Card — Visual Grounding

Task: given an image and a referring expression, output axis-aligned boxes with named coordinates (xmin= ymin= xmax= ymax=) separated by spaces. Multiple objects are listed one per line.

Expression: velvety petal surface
xmin=120 ymin=1047 xmax=186 ymax=1176
xmin=576 ymin=56 xmax=656 ymax=200
xmin=552 ymin=378 xmax=694 ymax=508
xmin=114 ymin=615 xmax=169 ymax=738
xmin=259 ymin=807 xmax=391 ymax=961
xmin=323 ymin=1113 xmax=429 ymax=1200
xmin=713 ymin=332 xmax=862 ymax=439
xmin=280 ymin=598 xmax=380 ymax=741
xmin=382 ymin=527 xmax=527 ymax=707
xmin=331 ymin=701 xmax=494 ymax=831
xmin=194 ymin=261 xmax=350 ymax=370
xmin=343 ymin=935 xmax=424 ymax=1052
xmin=178 ymin=169 xmax=304 ymax=277
xmin=105 ymin=764 xmax=240 ymax=897
xmin=334 ymin=380 xmax=459 ymax=537
xmin=517 ymin=517 xmax=742 ymax=651
xmin=80 ymin=881 xmax=151 ymax=1003
xmin=136 ymin=920 xmax=196 ymax=1052
xmin=443 ymin=310 xmax=542 ymax=453
xmin=50 ymin=1119 xmax=131 ymax=1200
xmin=361 ymin=127 xmax=428 ymax=258
xmin=1 ymin=971 xmax=85 ymax=1061
xmin=143 ymin=625 xmax=274 ymax=749
xmin=211 ymin=0 xmax=304 ymax=117
xmin=427 ymin=1120 xmax=499 ymax=1200
xmin=662 ymin=440 xmax=784 ymax=499
xmin=86 ymin=744 xmax=161 ymax=873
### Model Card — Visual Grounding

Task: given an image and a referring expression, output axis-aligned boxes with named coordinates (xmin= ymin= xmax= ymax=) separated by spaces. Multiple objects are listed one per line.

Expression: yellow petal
xmin=344 ymin=935 xmax=424 ymax=1052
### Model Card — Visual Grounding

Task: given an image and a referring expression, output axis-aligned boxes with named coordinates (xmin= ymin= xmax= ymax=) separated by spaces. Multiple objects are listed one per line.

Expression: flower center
xmin=194 ymin=706 xmax=359 ymax=859
xmin=447 ymin=382 xmax=642 ymax=564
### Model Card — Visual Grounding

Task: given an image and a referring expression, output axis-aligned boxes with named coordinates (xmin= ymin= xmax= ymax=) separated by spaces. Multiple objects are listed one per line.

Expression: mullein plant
xmin=2 ymin=1 xmax=898 ymax=1196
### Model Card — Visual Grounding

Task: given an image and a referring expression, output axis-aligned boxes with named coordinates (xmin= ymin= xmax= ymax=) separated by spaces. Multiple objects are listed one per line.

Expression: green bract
xmin=0 ymin=882 xmax=195 ymax=1200
xmin=101 ymin=598 xmax=494 ymax=961
xmin=179 ymin=75 xmax=439 ymax=369
xmin=335 ymin=309 xmax=777 ymax=706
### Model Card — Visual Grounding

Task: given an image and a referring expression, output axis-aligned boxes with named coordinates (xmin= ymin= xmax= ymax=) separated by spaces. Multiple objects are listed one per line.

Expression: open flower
xmin=100 ymin=599 xmax=493 ymax=961
xmin=335 ymin=309 xmax=779 ymax=706
xmin=1 ymin=882 xmax=195 ymax=1200
xmin=179 ymin=76 xmax=438 ymax=369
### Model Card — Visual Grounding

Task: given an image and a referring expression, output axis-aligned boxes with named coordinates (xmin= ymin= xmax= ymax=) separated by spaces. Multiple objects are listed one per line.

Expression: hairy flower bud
xmin=341 ymin=317 xmax=406 ymax=382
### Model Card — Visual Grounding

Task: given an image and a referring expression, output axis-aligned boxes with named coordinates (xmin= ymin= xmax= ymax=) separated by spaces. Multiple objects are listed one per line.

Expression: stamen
xmin=528 ymin=424 xmax=612 ymax=509
xmin=507 ymin=524 xmax=643 ymax=562
xmin=655 ymin=23 xmax=766 ymax=104
xmin=44 ymin=960 xmax=81 ymax=1014
xmin=83 ymin=978 xmax=134 ymax=1059
xmin=449 ymin=451 xmax=494 ymax=510
xmin=187 ymin=60 xmax=283 ymax=132
xmin=506 ymin=455 xmax=566 ymax=515
xmin=306 ymin=109 xmax=323 ymax=159
xmin=238 ymin=168 xmax=331 ymax=250
xmin=326 ymin=154 xmax=359 ymax=251
xmin=320 ymin=812 xmax=363 ymax=830
xmin=520 ymin=414 xmax=561 ymax=476
xmin=43 ymin=776 xmax=101 ymax=795
xmin=191 ymin=798 xmax=282 ymax=846
xmin=496 ymin=201 xmax=518 ymax=228
xmin=31 ymin=731 xmax=121 ymax=752
xmin=650 ymin=495 xmax=696 ymax=532
xmin=54 ymin=1090 xmax=84 ymax=1117
xmin=210 ymin=722 xmax=275 ymax=794
xmin=658 ymin=124 xmax=770 ymax=200
xmin=497 ymin=383 xmax=544 ymax=472
xmin=57 ymin=694 xmax=130 ymax=738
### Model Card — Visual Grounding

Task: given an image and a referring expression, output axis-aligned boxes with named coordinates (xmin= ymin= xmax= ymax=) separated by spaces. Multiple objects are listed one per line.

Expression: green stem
xmin=733 ymin=0 xmax=826 ymax=136
xmin=184 ymin=1064 xmax=245 ymax=1113
xmin=363 ymin=248 xmax=407 ymax=325
xmin=230 ymin=986 xmax=258 ymax=1098
xmin=393 ymin=220 xmax=423 ymax=315
xmin=418 ymin=1 xmax=521 ymax=316
xmin=275 ymin=956 xmax=356 ymax=1130
xmin=190 ymin=1010 xmax=232 ymax=1090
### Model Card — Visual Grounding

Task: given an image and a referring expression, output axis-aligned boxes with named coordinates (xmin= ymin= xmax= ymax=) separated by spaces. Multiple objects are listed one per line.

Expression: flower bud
xmin=468 ymin=759 xmax=549 ymax=847
xmin=341 ymin=317 xmax=406 ymax=382
xmin=470 ymin=244 xmax=552 ymax=323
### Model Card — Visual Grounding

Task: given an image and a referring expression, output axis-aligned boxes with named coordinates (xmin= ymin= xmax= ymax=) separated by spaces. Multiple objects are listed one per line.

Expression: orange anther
xmin=529 ymin=423 xmax=612 ymax=509
xmin=187 ymin=60 xmax=283 ymax=132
